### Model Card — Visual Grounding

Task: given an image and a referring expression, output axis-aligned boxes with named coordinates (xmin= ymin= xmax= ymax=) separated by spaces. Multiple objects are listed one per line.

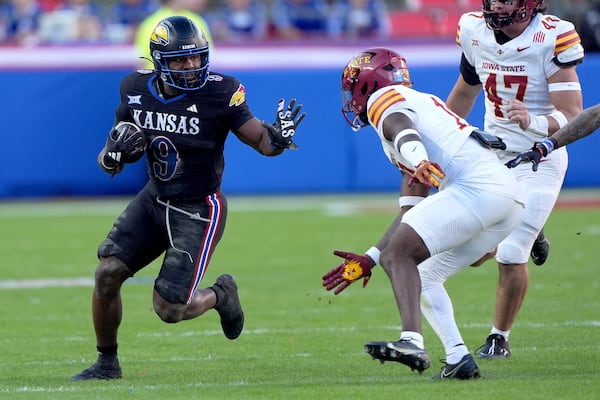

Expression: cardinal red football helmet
xmin=482 ymin=0 xmax=544 ymax=30
xmin=341 ymin=47 xmax=412 ymax=130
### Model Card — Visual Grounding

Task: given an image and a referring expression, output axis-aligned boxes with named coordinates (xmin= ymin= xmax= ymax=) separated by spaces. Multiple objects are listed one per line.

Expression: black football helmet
xmin=341 ymin=47 xmax=412 ymax=130
xmin=149 ymin=16 xmax=209 ymax=90
xmin=482 ymin=0 xmax=544 ymax=30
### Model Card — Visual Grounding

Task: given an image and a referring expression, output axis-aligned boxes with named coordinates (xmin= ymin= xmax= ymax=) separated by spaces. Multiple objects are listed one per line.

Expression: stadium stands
xmin=389 ymin=11 xmax=436 ymax=38
xmin=388 ymin=0 xmax=481 ymax=38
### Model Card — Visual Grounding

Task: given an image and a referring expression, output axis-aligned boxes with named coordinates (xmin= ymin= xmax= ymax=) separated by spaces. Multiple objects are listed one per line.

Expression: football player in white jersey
xmin=322 ymin=47 xmax=524 ymax=379
xmin=446 ymin=0 xmax=584 ymax=358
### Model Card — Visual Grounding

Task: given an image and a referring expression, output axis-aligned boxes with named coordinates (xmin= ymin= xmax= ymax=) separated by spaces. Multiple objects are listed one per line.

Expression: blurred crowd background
xmin=1 ymin=0 xmax=599 ymax=52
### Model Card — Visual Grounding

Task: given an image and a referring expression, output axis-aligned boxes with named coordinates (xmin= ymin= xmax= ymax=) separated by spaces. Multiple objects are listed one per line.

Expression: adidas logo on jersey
xmin=186 ymin=104 xmax=198 ymax=113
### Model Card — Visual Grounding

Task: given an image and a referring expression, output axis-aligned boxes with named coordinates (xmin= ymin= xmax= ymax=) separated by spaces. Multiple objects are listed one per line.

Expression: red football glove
xmin=322 ymin=250 xmax=376 ymax=295
xmin=408 ymin=160 xmax=445 ymax=188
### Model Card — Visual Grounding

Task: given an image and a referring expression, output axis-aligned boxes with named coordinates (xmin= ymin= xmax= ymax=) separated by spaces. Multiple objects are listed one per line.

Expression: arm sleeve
xmin=459 ymin=53 xmax=481 ymax=86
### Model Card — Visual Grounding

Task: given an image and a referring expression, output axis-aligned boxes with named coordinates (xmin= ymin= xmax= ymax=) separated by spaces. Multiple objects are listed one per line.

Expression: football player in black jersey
xmin=71 ymin=15 xmax=305 ymax=381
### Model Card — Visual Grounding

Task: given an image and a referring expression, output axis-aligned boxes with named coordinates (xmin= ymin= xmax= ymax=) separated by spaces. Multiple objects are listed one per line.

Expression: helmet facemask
xmin=341 ymin=65 xmax=372 ymax=131
xmin=153 ymin=48 xmax=209 ymax=91
xmin=482 ymin=0 xmax=543 ymax=30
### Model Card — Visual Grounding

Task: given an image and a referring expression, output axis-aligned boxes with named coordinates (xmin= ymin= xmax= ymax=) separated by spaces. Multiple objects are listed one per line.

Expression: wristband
xmin=393 ymin=128 xmax=419 ymax=151
xmin=398 ymin=195 xmax=424 ymax=208
xmin=365 ymin=246 xmax=381 ymax=266
xmin=538 ymin=138 xmax=558 ymax=156
xmin=399 ymin=140 xmax=428 ymax=168
xmin=549 ymin=110 xmax=568 ymax=129
xmin=526 ymin=114 xmax=549 ymax=136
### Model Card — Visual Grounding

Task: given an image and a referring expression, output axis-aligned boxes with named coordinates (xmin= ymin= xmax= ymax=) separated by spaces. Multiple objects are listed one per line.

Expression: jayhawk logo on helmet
xmin=150 ymin=24 xmax=169 ymax=46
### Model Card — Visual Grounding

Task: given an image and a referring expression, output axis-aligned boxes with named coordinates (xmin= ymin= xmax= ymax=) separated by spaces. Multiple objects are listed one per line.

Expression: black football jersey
xmin=115 ymin=70 xmax=254 ymax=199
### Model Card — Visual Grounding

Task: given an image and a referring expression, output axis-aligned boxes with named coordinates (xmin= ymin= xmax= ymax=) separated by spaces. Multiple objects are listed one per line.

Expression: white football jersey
xmin=457 ymin=12 xmax=584 ymax=152
xmin=366 ymin=84 xmax=475 ymax=174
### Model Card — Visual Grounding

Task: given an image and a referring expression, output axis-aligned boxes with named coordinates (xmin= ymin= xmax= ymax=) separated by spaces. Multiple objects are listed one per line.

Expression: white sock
xmin=491 ymin=326 xmax=510 ymax=341
xmin=446 ymin=344 xmax=469 ymax=364
xmin=400 ymin=331 xmax=424 ymax=349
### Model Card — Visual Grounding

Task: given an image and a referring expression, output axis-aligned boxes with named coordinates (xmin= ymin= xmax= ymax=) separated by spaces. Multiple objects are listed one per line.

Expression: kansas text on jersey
xmin=115 ymin=71 xmax=253 ymax=199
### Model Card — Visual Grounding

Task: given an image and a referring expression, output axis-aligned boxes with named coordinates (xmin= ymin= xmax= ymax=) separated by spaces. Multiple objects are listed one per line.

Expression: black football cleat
xmin=212 ymin=274 xmax=244 ymax=340
xmin=475 ymin=334 xmax=511 ymax=359
xmin=431 ymin=354 xmax=481 ymax=380
xmin=531 ymin=229 xmax=550 ymax=266
xmin=71 ymin=358 xmax=122 ymax=381
xmin=365 ymin=340 xmax=430 ymax=374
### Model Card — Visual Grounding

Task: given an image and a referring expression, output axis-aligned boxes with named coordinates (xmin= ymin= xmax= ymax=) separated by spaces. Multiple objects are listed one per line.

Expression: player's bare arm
xmin=547 ymin=67 xmax=583 ymax=132
xmin=235 ymin=117 xmax=285 ymax=156
xmin=399 ymin=175 xmax=429 ymax=208
xmin=382 ymin=112 xmax=418 ymax=142
xmin=552 ymin=103 xmax=600 ymax=148
xmin=445 ymin=75 xmax=481 ymax=119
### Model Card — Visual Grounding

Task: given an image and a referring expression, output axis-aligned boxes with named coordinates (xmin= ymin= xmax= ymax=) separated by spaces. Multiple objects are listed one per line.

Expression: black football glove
xmin=102 ymin=121 xmax=146 ymax=174
xmin=504 ymin=148 xmax=544 ymax=171
xmin=263 ymin=98 xmax=306 ymax=150
xmin=505 ymin=138 xmax=557 ymax=171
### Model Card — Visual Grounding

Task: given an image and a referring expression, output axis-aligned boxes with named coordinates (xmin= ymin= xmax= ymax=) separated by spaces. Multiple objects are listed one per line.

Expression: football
xmin=110 ymin=121 xmax=146 ymax=163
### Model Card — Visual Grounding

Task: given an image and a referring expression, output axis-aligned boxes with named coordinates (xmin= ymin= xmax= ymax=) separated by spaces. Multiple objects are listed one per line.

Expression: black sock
xmin=210 ymin=285 xmax=223 ymax=308
xmin=97 ymin=344 xmax=118 ymax=363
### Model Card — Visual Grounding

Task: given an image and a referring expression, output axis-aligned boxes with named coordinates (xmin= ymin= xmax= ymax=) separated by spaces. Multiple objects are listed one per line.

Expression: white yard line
xmin=0 ymin=277 xmax=94 ymax=289
xmin=0 ymin=276 xmax=154 ymax=289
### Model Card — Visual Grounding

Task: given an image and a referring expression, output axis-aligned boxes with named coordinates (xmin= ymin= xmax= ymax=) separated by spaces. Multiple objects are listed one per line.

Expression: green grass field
xmin=0 ymin=193 xmax=599 ymax=399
